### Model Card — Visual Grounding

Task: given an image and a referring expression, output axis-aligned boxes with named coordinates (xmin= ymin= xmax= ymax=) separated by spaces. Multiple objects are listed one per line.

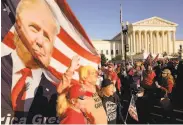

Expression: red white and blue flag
xmin=1 ymin=0 xmax=100 ymax=85
xmin=128 ymin=95 xmax=139 ymax=121
xmin=152 ymin=54 xmax=159 ymax=66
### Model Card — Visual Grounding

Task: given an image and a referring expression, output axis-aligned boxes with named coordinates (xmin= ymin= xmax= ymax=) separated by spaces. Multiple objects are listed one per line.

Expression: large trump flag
xmin=1 ymin=0 xmax=101 ymax=84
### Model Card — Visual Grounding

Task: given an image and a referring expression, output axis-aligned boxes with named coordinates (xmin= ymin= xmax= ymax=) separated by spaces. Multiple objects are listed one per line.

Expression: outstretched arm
xmin=57 ymin=56 xmax=80 ymax=94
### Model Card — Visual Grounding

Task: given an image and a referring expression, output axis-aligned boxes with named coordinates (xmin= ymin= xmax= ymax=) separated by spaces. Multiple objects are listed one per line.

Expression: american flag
xmin=152 ymin=54 xmax=159 ymax=66
xmin=144 ymin=53 xmax=153 ymax=66
xmin=128 ymin=95 xmax=139 ymax=121
xmin=1 ymin=0 xmax=100 ymax=84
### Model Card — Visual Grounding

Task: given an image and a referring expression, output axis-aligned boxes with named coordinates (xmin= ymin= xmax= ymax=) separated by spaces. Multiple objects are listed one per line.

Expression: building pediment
xmin=112 ymin=16 xmax=178 ymax=41
xmin=132 ymin=16 xmax=178 ymax=26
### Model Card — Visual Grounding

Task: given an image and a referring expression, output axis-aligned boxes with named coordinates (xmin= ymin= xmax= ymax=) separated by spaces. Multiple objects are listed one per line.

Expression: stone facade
xmin=92 ymin=16 xmax=182 ymax=60
xmin=92 ymin=40 xmax=121 ymax=60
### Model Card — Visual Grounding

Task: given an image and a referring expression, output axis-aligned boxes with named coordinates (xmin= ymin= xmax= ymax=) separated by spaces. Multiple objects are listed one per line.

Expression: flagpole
xmin=120 ymin=4 xmax=125 ymax=61
xmin=124 ymin=92 xmax=133 ymax=124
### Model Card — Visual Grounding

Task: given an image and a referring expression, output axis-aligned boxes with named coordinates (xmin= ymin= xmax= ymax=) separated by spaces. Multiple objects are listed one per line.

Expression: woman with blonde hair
xmin=57 ymin=84 xmax=94 ymax=124
xmin=78 ymin=65 xmax=108 ymax=124
xmin=156 ymin=69 xmax=175 ymax=94
xmin=155 ymin=68 xmax=175 ymax=123
xmin=57 ymin=61 xmax=107 ymax=124
xmin=56 ymin=56 xmax=95 ymax=124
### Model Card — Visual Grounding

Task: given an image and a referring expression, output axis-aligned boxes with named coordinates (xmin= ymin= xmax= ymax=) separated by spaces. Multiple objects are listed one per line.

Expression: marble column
xmin=130 ymin=33 xmax=133 ymax=53
xmin=147 ymin=32 xmax=149 ymax=53
xmin=136 ymin=33 xmax=139 ymax=53
xmin=150 ymin=31 xmax=153 ymax=53
xmin=133 ymin=31 xmax=136 ymax=53
xmin=167 ymin=31 xmax=170 ymax=54
xmin=162 ymin=31 xmax=165 ymax=53
xmin=139 ymin=31 xmax=141 ymax=53
xmin=165 ymin=32 xmax=168 ymax=53
xmin=113 ymin=42 xmax=116 ymax=57
xmin=142 ymin=32 xmax=145 ymax=52
xmin=148 ymin=32 xmax=150 ymax=53
xmin=141 ymin=32 xmax=143 ymax=51
xmin=144 ymin=31 xmax=147 ymax=53
xmin=128 ymin=34 xmax=131 ymax=55
xmin=156 ymin=31 xmax=159 ymax=53
xmin=173 ymin=31 xmax=176 ymax=54
xmin=154 ymin=32 xmax=156 ymax=53
xmin=159 ymin=32 xmax=162 ymax=53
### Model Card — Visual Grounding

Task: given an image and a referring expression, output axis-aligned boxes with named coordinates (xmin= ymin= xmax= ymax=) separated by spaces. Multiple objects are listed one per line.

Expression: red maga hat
xmin=67 ymin=84 xmax=93 ymax=100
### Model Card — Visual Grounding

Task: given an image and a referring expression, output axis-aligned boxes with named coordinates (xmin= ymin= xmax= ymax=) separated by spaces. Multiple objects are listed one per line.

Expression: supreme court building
xmin=92 ymin=16 xmax=183 ymax=60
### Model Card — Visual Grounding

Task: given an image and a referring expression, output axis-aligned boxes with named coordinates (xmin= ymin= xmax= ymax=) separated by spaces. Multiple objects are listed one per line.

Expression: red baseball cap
xmin=67 ymin=84 xmax=93 ymax=100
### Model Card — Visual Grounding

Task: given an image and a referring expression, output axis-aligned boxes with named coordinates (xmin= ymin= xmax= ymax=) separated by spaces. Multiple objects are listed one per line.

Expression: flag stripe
xmin=3 ymin=31 xmax=16 ymax=49
xmin=47 ymin=0 xmax=97 ymax=55
xmin=56 ymin=0 xmax=95 ymax=48
xmin=53 ymin=47 xmax=97 ymax=73
xmin=46 ymin=66 xmax=79 ymax=84
xmin=55 ymin=34 xmax=100 ymax=65
xmin=50 ymin=58 xmax=80 ymax=80
xmin=58 ymin=29 xmax=100 ymax=64
xmin=1 ymin=43 xmax=14 ymax=57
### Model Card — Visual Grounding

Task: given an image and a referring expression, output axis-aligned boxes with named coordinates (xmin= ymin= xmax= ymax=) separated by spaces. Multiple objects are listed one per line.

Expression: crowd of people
xmin=98 ymin=57 xmax=182 ymax=124
xmin=55 ymin=55 xmax=183 ymax=124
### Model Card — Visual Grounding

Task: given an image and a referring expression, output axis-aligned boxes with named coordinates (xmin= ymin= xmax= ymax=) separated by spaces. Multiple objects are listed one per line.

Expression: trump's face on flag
xmin=2 ymin=0 xmax=100 ymax=83
xmin=15 ymin=0 xmax=58 ymax=68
